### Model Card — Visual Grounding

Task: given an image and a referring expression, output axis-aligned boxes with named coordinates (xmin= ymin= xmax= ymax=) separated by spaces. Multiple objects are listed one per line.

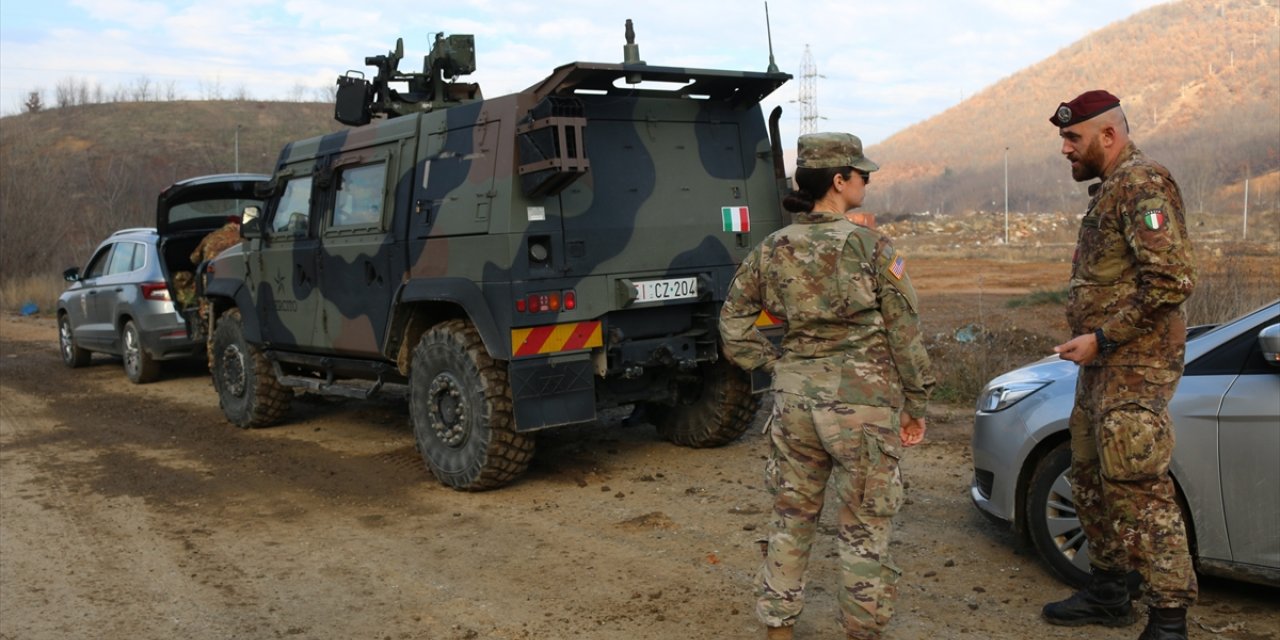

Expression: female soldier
xmin=719 ymin=132 xmax=935 ymax=640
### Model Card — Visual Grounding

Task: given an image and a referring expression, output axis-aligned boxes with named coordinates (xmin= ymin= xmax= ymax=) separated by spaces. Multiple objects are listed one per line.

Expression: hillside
xmin=865 ymin=0 xmax=1280 ymax=219
xmin=0 ymin=101 xmax=336 ymax=279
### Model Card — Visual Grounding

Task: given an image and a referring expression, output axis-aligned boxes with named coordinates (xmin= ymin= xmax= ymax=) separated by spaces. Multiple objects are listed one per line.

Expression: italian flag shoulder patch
xmin=1143 ymin=210 xmax=1166 ymax=230
xmin=722 ymin=206 xmax=750 ymax=233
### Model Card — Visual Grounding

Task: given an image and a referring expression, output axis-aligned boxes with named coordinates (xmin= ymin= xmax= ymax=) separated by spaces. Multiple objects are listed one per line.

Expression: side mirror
xmin=1259 ymin=324 xmax=1280 ymax=367
xmin=242 ymin=216 xmax=264 ymax=240
xmin=63 ymin=267 xmax=80 ymax=282
xmin=242 ymin=205 xmax=261 ymax=224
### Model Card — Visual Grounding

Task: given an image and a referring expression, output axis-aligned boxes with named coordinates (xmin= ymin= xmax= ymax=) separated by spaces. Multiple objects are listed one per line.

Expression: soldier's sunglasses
xmin=854 ymin=170 xmax=871 ymax=185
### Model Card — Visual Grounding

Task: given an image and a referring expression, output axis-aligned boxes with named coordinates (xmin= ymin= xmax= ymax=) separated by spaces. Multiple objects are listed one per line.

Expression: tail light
xmin=141 ymin=282 xmax=171 ymax=301
xmin=518 ymin=289 xmax=575 ymax=314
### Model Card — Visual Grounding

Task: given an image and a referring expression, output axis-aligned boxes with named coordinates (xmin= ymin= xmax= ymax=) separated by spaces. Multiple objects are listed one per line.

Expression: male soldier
xmin=189 ymin=215 xmax=242 ymax=366
xmin=1044 ymin=90 xmax=1197 ymax=640
xmin=720 ymin=132 xmax=933 ymax=640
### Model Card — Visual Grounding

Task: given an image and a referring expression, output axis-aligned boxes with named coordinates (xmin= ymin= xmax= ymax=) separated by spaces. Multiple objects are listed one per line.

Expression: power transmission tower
xmin=797 ymin=45 xmax=822 ymax=135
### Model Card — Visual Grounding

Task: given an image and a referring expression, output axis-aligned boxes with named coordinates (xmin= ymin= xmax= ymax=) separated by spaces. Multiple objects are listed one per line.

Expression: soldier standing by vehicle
xmin=1044 ymin=90 xmax=1197 ymax=640
xmin=719 ymin=132 xmax=934 ymax=640
xmin=189 ymin=215 xmax=242 ymax=366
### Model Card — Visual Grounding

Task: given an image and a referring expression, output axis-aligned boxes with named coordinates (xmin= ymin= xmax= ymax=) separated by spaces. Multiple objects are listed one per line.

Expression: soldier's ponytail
xmin=784 ymin=166 xmax=855 ymax=213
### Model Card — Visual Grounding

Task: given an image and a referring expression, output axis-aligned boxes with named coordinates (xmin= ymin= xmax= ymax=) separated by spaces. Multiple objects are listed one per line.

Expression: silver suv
xmin=57 ymin=174 xmax=267 ymax=383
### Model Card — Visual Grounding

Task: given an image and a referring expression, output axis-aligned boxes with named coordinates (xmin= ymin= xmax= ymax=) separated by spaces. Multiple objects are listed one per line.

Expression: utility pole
xmin=1004 ymin=147 xmax=1009 ymax=245
xmin=234 ymin=124 xmax=241 ymax=173
xmin=1243 ymin=176 xmax=1250 ymax=240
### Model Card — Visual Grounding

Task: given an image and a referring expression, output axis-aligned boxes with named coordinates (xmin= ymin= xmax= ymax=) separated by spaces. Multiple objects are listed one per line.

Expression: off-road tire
xmin=211 ymin=308 xmax=291 ymax=428
xmin=58 ymin=313 xmax=91 ymax=368
xmin=409 ymin=319 xmax=534 ymax=491
xmin=646 ymin=359 xmax=758 ymax=448
xmin=122 ymin=319 xmax=160 ymax=384
xmin=1026 ymin=442 xmax=1092 ymax=588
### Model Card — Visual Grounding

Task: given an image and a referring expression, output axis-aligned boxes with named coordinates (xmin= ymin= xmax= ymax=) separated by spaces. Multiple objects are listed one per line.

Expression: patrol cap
xmin=796 ymin=132 xmax=879 ymax=173
xmin=1050 ymin=90 xmax=1121 ymax=127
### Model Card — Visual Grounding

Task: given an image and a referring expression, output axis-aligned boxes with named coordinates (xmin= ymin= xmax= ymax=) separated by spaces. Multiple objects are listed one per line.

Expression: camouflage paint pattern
xmin=203 ymin=38 xmax=792 ymax=430
xmin=1065 ymin=141 xmax=1197 ymax=608
xmin=718 ymin=210 xmax=933 ymax=636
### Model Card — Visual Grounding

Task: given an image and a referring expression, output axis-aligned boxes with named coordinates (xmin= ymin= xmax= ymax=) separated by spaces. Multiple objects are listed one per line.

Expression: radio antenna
xmin=765 ymin=2 xmax=780 ymax=73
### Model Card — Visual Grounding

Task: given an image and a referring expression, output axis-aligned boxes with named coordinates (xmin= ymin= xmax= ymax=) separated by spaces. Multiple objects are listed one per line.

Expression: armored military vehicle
xmin=203 ymin=21 xmax=791 ymax=490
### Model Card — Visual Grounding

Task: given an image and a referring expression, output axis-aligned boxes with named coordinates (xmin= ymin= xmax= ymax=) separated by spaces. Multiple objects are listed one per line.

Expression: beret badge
xmin=1056 ymin=105 xmax=1072 ymax=125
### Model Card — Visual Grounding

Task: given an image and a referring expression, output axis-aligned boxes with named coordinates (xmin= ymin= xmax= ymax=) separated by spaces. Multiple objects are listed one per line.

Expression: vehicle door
xmin=1217 ymin=318 xmax=1280 ymax=569
xmin=68 ymin=243 xmax=117 ymax=347
xmin=94 ymin=241 xmax=148 ymax=350
xmin=252 ymin=172 xmax=322 ymax=348
xmin=312 ymin=155 xmax=399 ymax=356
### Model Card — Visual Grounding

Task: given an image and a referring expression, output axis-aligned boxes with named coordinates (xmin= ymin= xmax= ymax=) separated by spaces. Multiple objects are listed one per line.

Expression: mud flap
xmin=509 ymin=355 xmax=596 ymax=431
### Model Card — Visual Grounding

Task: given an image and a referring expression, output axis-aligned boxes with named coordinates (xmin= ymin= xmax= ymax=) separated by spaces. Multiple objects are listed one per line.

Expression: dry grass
xmin=0 ymin=274 xmax=66 ymax=317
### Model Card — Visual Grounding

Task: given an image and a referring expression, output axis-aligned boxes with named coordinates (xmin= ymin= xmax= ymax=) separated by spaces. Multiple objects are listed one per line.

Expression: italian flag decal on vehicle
xmin=722 ymin=206 xmax=750 ymax=232
xmin=1143 ymin=210 xmax=1166 ymax=230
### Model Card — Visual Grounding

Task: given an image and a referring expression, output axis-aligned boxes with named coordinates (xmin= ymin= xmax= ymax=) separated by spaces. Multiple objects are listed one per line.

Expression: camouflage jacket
xmin=1067 ymin=142 xmax=1196 ymax=369
xmin=190 ymin=222 xmax=241 ymax=264
xmin=719 ymin=211 xmax=934 ymax=417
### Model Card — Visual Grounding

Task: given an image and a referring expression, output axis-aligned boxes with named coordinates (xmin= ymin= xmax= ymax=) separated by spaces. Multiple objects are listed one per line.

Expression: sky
xmin=0 ymin=0 xmax=1172 ymax=148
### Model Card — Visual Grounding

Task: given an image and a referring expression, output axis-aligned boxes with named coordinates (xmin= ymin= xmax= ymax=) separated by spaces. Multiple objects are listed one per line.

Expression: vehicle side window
xmin=130 ymin=242 xmax=147 ymax=271
xmin=106 ymin=242 xmax=138 ymax=276
xmin=270 ymin=177 xmax=315 ymax=238
xmin=331 ymin=163 xmax=387 ymax=229
xmin=84 ymin=245 xmax=114 ymax=279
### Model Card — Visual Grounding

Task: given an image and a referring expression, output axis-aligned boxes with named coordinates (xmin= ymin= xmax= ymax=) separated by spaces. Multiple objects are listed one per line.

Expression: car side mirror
xmin=63 ymin=267 xmax=80 ymax=282
xmin=1259 ymin=324 xmax=1280 ymax=367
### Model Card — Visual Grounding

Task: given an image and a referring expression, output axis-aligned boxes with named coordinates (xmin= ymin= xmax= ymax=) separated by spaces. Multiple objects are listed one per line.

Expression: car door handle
xmin=364 ymin=261 xmax=382 ymax=286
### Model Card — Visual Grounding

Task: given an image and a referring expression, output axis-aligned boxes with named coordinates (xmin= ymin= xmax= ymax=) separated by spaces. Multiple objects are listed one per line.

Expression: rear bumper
xmin=137 ymin=309 xmax=201 ymax=360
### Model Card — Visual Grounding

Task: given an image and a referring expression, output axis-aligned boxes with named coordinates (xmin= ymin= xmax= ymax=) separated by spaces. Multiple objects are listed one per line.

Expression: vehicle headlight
xmin=977 ymin=380 xmax=1050 ymax=412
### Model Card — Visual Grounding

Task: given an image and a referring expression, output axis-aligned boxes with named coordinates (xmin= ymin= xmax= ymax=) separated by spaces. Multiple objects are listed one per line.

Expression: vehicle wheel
xmin=409 ymin=319 xmax=534 ymax=491
xmin=645 ymin=359 xmax=759 ymax=448
xmin=122 ymin=319 xmax=160 ymax=384
xmin=58 ymin=313 xmax=91 ymax=368
xmin=1026 ymin=442 xmax=1092 ymax=588
xmin=211 ymin=308 xmax=290 ymax=428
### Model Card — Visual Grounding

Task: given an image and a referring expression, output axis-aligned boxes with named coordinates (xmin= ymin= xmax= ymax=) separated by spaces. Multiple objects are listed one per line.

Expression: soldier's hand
xmin=900 ymin=412 xmax=926 ymax=447
xmin=1054 ymin=332 xmax=1099 ymax=365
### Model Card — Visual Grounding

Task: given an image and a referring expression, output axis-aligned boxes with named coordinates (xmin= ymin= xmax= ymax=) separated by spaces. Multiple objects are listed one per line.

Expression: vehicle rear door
xmin=1217 ymin=318 xmax=1280 ymax=568
xmin=312 ymin=153 xmax=401 ymax=356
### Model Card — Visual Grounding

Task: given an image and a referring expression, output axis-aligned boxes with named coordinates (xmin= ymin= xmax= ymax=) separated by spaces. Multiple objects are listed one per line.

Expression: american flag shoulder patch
xmin=889 ymin=255 xmax=907 ymax=280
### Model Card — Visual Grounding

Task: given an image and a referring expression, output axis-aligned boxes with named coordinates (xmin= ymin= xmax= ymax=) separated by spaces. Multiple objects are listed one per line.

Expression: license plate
xmin=634 ymin=276 xmax=698 ymax=303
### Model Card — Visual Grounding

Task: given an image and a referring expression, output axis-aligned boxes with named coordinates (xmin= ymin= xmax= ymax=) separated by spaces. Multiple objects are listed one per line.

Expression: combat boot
xmin=765 ymin=625 xmax=793 ymax=640
xmin=1138 ymin=607 xmax=1188 ymax=640
xmin=1042 ymin=567 xmax=1137 ymax=627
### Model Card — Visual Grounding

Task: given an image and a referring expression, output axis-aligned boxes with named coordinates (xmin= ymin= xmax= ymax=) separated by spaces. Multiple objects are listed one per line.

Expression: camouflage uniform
xmin=189 ymin=220 xmax=241 ymax=366
xmin=720 ymin=208 xmax=933 ymax=637
xmin=1066 ymin=141 xmax=1197 ymax=609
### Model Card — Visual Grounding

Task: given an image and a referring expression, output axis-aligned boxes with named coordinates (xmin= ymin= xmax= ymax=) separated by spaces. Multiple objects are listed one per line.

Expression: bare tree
xmin=130 ymin=76 xmax=153 ymax=102
xmin=199 ymin=77 xmax=224 ymax=100
xmin=23 ymin=91 xmax=44 ymax=113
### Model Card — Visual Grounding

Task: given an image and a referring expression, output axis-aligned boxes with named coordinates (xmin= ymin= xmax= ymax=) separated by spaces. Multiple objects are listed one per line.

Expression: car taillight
xmin=141 ymin=282 xmax=171 ymax=301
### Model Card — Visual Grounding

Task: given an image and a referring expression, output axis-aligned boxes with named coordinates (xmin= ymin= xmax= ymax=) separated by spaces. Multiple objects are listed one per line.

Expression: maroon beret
xmin=1050 ymin=90 xmax=1121 ymax=127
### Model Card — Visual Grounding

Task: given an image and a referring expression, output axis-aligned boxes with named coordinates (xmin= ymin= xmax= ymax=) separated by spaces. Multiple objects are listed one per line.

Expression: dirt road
xmin=2 ymin=308 xmax=1276 ymax=640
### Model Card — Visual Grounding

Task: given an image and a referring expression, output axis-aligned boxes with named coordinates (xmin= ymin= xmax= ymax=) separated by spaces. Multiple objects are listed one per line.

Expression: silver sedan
xmin=970 ymin=300 xmax=1280 ymax=588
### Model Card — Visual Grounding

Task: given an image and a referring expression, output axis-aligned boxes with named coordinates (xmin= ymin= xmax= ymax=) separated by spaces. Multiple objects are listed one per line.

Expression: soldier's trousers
xmin=757 ymin=392 xmax=903 ymax=637
xmin=1068 ymin=365 xmax=1198 ymax=608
